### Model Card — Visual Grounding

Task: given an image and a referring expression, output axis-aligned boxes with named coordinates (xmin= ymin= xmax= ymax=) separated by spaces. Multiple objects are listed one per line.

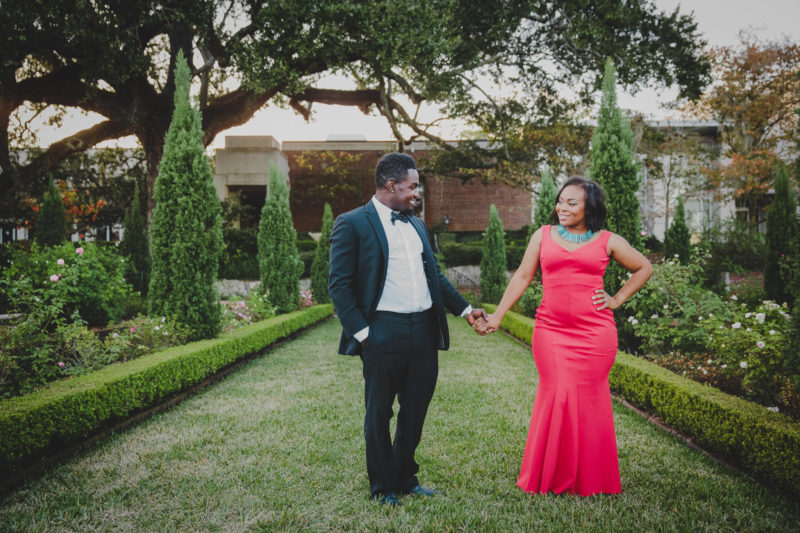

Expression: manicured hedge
xmin=441 ymin=241 xmax=525 ymax=270
xmin=483 ymin=304 xmax=800 ymax=497
xmin=0 ymin=304 xmax=333 ymax=477
xmin=441 ymin=241 xmax=483 ymax=266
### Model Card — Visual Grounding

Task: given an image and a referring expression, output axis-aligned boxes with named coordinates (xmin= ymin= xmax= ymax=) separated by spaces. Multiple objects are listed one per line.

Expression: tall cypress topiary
xmin=310 ymin=202 xmax=333 ymax=304
xmin=480 ymin=204 xmax=507 ymax=304
xmin=783 ymin=123 xmax=800 ymax=385
xmin=148 ymin=51 xmax=223 ymax=340
xmin=257 ymin=163 xmax=303 ymax=313
xmin=529 ymin=169 xmax=557 ymax=240
xmin=119 ymin=181 xmax=150 ymax=295
xmin=590 ymin=59 xmax=643 ymax=294
xmin=664 ymin=196 xmax=691 ymax=264
xmin=36 ymin=179 xmax=67 ymax=246
xmin=765 ymin=162 xmax=796 ymax=304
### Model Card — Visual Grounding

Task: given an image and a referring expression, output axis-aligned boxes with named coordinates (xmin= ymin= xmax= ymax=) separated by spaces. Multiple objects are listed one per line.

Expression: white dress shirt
xmin=354 ymin=196 xmax=472 ymax=342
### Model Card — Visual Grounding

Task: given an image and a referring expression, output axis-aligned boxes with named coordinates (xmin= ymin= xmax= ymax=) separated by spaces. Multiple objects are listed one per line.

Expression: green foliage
xmin=60 ymin=315 xmax=191 ymax=377
xmin=626 ymin=252 xmax=734 ymax=356
xmin=788 ymin=299 xmax=800 ymax=388
xmin=517 ymin=282 xmax=543 ymax=318
xmin=487 ymin=305 xmax=800 ymax=497
xmin=441 ymin=241 xmax=483 ymax=266
xmin=257 ymin=164 xmax=303 ymax=313
xmin=148 ymin=52 xmax=223 ymax=340
xmin=590 ymin=60 xmax=643 ymax=294
xmin=4 ymin=1 xmax=710 ymax=218
xmin=664 ymin=196 xmax=691 ymax=264
xmin=35 ymin=180 xmax=67 ymax=247
xmin=219 ymin=227 xmax=259 ymax=280
xmin=530 ymin=170 xmax=557 ymax=240
xmin=624 ymin=252 xmax=797 ymax=416
xmin=765 ymin=163 xmax=797 ymax=304
xmin=0 ymin=304 xmax=333 ymax=477
xmin=119 ymin=182 xmax=150 ymax=295
xmin=701 ymin=220 xmax=768 ymax=290
xmin=480 ymin=205 xmax=507 ymax=304
xmin=310 ymin=203 xmax=333 ymax=304
xmin=1 ymin=242 xmax=132 ymax=327
xmin=220 ymin=289 xmax=276 ymax=332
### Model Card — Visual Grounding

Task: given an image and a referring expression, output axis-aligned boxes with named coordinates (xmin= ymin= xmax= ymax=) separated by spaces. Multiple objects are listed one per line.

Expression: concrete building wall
xmin=213 ymin=136 xmax=289 ymax=201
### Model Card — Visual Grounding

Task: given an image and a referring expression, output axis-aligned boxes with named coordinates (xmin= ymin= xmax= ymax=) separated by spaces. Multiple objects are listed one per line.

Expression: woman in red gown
xmin=479 ymin=176 xmax=652 ymax=496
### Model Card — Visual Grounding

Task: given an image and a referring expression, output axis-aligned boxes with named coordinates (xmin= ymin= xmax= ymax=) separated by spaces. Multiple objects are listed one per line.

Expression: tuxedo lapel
xmin=365 ymin=201 xmax=389 ymax=263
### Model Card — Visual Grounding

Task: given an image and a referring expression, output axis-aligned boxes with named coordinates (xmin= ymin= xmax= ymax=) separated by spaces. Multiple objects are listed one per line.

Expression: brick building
xmin=214 ymin=135 xmax=533 ymax=233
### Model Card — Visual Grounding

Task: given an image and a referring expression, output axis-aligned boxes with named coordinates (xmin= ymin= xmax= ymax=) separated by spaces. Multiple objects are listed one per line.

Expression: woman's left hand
xmin=592 ymin=289 xmax=620 ymax=311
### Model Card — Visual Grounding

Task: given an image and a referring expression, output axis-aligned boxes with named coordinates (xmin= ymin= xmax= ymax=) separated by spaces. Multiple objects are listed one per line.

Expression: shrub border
xmin=483 ymin=304 xmax=800 ymax=497
xmin=0 ymin=304 xmax=334 ymax=483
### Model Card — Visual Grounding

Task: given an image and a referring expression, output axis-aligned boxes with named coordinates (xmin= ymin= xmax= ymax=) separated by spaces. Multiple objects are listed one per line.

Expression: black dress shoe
xmin=408 ymin=485 xmax=439 ymax=497
xmin=377 ymin=493 xmax=400 ymax=506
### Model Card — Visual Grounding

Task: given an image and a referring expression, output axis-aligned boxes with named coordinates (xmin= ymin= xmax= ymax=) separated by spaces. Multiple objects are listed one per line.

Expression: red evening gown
xmin=516 ymin=225 xmax=621 ymax=496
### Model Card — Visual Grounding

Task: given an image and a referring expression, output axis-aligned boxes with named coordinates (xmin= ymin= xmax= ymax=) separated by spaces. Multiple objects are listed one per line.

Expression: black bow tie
xmin=391 ymin=210 xmax=411 ymax=225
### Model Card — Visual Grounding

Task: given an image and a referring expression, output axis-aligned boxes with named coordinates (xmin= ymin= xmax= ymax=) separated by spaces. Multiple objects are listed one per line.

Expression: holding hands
xmin=466 ymin=308 xmax=496 ymax=336
xmin=473 ymin=313 xmax=501 ymax=336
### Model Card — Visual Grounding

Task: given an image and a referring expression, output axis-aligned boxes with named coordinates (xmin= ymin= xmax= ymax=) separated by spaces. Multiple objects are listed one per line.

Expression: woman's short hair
xmin=550 ymin=175 xmax=607 ymax=232
xmin=375 ymin=152 xmax=416 ymax=188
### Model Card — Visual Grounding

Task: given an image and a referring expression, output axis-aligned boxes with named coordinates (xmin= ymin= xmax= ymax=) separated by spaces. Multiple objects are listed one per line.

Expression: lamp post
xmin=443 ymin=214 xmax=450 ymax=232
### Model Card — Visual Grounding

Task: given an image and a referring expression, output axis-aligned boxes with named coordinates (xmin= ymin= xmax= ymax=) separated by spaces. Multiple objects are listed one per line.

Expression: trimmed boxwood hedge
xmin=441 ymin=241 xmax=525 ymax=270
xmin=0 ymin=304 xmax=333 ymax=477
xmin=483 ymin=304 xmax=800 ymax=497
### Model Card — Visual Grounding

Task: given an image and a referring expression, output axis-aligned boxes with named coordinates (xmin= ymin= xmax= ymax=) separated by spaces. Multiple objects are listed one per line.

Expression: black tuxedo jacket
xmin=328 ymin=200 xmax=469 ymax=356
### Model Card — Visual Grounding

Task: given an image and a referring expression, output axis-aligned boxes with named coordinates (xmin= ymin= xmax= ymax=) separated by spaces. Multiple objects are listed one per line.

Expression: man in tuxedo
xmin=328 ymin=152 xmax=486 ymax=506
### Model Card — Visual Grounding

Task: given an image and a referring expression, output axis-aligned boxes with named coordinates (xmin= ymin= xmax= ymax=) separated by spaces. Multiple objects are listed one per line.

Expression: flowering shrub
xmin=299 ymin=289 xmax=313 ymax=309
xmin=703 ymin=301 xmax=795 ymax=413
xmin=630 ymin=269 xmax=797 ymax=417
xmin=1 ymin=242 xmax=132 ymax=326
xmin=220 ymin=289 xmax=276 ymax=332
xmin=626 ymin=253 xmax=798 ymax=419
xmin=60 ymin=315 xmax=191 ymax=375
xmin=626 ymin=252 xmax=733 ymax=356
xmin=0 ymin=311 xmax=191 ymax=397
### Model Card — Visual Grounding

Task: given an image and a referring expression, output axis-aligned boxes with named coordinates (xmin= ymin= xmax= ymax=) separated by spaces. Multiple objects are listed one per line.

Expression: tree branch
xmin=202 ymin=86 xmax=280 ymax=145
xmin=1 ymin=119 xmax=134 ymax=200
xmin=17 ymin=66 xmax=120 ymax=118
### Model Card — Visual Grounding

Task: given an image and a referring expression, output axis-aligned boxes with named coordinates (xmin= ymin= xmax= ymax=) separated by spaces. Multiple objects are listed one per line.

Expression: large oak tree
xmin=1 ymin=0 xmax=710 ymax=218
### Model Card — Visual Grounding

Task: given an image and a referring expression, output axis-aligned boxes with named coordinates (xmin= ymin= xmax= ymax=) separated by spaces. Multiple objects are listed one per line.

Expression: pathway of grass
xmin=1 ymin=317 xmax=798 ymax=532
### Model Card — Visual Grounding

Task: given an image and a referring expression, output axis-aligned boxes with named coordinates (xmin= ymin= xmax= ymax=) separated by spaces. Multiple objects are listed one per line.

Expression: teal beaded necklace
xmin=557 ymin=224 xmax=594 ymax=243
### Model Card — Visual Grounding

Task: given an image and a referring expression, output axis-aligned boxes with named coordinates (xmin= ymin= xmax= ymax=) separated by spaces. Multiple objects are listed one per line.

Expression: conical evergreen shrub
xmin=782 ymin=159 xmax=800 ymax=386
xmin=148 ymin=51 xmax=223 ymax=340
xmin=765 ymin=163 xmax=796 ymax=304
xmin=257 ymin=164 xmax=303 ymax=313
xmin=590 ymin=59 xmax=643 ymax=294
xmin=529 ymin=170 xmax=557 ymax=240
xmin=119 ymin=181 xmax=151 ymax=295
xmin=664 ymin=196 xmax=691 ymax=264
xmin=480 ymin=204 xmax=507 ymax=304
xmin=36 ymin=179 xmax=67 ymax=247
xmin=310 ymin=203 xmax=333 ymax=304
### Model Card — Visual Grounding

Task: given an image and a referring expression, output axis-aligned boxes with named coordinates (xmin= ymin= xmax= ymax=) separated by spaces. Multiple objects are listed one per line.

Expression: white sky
xmin=26 ymin=0 xmax=800 ymax=149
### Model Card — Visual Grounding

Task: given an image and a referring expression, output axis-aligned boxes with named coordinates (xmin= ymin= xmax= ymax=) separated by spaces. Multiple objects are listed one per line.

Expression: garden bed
xmin=0 ymin=304 xmax=333 ymax=482
xmin=483 ymin=304 xmax=800 ymax=498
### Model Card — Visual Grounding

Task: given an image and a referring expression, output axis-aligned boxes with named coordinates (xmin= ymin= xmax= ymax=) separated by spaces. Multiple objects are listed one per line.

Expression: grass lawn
xmin=1 ymin=316 xmax=798 ymax=532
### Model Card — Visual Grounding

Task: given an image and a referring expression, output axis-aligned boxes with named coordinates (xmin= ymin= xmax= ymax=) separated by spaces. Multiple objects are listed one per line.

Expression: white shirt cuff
xmin=354 ymin=326 xmax=369 ymax=342
xmin=460 ymin=305 xmax=473 ymax=318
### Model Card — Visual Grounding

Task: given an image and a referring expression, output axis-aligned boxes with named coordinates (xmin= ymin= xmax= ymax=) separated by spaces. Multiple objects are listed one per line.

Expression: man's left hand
xmin=466 ymin=308 xmax=488 ymax=326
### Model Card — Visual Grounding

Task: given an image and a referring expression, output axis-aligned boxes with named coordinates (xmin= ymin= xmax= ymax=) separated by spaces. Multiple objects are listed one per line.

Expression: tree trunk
xmin=137 ymin=118 xmax=170 ymax=225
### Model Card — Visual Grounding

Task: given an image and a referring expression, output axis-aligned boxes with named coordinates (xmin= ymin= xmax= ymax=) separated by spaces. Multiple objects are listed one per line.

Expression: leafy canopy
xmin=1 ymin=0 xmax=710 ymax=213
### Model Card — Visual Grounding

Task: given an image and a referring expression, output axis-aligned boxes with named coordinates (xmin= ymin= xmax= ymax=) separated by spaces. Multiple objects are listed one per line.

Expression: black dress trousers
xmin=360 ymin=308 xmax=438 ymax=497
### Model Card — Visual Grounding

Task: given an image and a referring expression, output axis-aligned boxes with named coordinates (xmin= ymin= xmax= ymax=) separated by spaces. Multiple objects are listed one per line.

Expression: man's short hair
xmin=375 ymin=152 xmax=416 ymax=188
